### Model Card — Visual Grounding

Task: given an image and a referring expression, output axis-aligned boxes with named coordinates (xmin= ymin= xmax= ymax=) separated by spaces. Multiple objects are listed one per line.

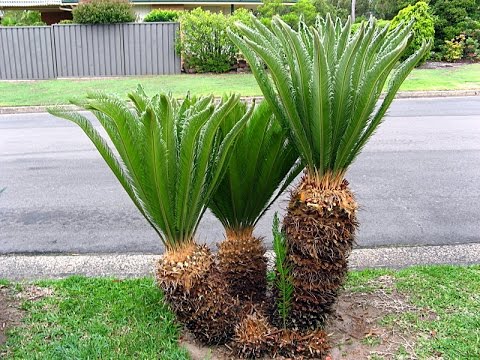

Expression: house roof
xmin=0 ymin=0 xmax=60 ymax=5
xmin=61 ymin=0 xmax=271 ymax=3
xmin=0 ymin=0 xmax=296 ymax=7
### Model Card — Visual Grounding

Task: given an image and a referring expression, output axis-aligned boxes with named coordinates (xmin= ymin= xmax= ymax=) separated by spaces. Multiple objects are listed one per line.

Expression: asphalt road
xmin=1 ymin=96 xmax=480 ymax=255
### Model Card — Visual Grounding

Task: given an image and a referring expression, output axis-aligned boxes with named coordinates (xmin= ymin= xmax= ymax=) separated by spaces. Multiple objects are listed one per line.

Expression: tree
xmin=230 ymin=15 xmax=430 ymax=329
xmin=210 ymin=100 xmax=300 ymax=303
xmin=330 ymin=0 xmax=372 ymax=20
xmin=429 ymin=0 xmax=480 ymax=48
xmin=48 ymin=88 xmax=249 ymax=344
xmin=373 ymin=0 xmax=416 ymax=20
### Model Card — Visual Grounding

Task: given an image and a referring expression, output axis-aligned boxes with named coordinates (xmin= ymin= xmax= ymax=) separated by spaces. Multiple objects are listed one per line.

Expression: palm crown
xmin=209 ymin=100 xmax=301 ymax=234
xmin=48 ymin=87 xmax=249 ymax=250
xmin=229 ymin=15 xmax=431 ymax=186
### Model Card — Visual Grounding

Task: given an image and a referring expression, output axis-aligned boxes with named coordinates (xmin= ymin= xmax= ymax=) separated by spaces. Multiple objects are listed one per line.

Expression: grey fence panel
xmin=0 ymin=26 xmax=55 ymax=80
xmin=53 ymin=24 xmax=125 ymax=77
xmin=123 ymin=23 xmax=181 ymax=76
xmin=0 ymin=23 xmax=180 ymax=80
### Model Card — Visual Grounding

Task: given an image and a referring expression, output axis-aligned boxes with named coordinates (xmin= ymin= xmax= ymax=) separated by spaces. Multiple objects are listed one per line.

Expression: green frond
xmin=209 ymin=100 xmax=301 ymax=232
xmin=272 ymin=213 xmax=294 ymax=328
xmin=230 ymin=14 xmax=431 ymax=181
xmin=48 ymin=88 xmax=248 ymax=250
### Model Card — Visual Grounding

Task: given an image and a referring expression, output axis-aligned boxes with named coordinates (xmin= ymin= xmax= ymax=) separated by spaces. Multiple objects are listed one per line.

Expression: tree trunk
xmin=282 ymin=173 xmax=358 ymax=330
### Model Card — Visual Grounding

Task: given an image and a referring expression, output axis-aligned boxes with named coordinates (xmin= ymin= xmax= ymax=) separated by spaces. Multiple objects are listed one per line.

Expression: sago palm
xmin=209 ymin=99 xmax=301 ymax=303
xmin=230 ymin=15 xmax=430 ymax=329
xmin=48 ymin=87 xmax=250 ymax=344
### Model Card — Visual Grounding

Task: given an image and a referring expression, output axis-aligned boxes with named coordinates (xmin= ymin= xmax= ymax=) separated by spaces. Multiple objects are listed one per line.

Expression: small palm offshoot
xmin=209 ymin=100 xmax=300 ymax=303
xmin=48 ymin=87 xmax=250 ymax=344
xmin=230 ymin=15 xmax=430 ymax=329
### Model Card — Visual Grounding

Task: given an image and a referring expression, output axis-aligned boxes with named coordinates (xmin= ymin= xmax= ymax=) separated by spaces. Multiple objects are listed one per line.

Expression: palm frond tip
xmin=209 ymin=100 xmax=302 ymax=232
xmin=48 ymin=89 xmax=248 ymax=250
xmin=229 ymin=15 xmax=431 ymax=182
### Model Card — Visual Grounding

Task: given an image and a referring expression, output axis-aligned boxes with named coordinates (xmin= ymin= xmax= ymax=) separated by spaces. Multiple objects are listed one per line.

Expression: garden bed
xmin=1 ymin=265 xmax=479 ymax=359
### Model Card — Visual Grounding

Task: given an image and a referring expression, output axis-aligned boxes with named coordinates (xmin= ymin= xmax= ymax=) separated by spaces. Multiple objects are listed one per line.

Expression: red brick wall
xmin=41 ymin=11 xmax=73 ymax=25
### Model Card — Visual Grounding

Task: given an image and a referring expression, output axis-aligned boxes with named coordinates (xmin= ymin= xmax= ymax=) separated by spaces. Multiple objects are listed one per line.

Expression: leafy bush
xmin=72 ymin=0 xmax=136 ymax=24
xmin=430 ymin=0 xmax=480 ymax=49
xmin=0 ymin=10 xmax=45 ymax=26
xmin=441 ymin=38 xmax=465 ymax=62
xmin=144 ymin=9 xmax=179 ymax=22
xmin=441 ymin=31 xmax=480 ymax=62
xmin=464 ymin=32 xmax=480 ymax=61
xmin=257 ymin=0 xmax=334 ymax=28
xmin=58 ymin=19 xmax=74 ymax=25
xmin=390 ymin=1 xmax=435 ymax=64
xmin=177 ymin=8 xmax=252 ymax=73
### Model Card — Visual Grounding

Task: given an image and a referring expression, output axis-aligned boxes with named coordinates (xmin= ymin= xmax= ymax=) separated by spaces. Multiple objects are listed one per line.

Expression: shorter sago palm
xmin=230 ymin=15 xmax=430 ymax=329
xmin=48 ymin=87 xmax=250 ymax=344
xmin=209 ymin=100 xmax=300 ymax=303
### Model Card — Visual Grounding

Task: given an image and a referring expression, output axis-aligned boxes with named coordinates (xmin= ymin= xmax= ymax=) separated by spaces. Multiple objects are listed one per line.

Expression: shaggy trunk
xmin=218 ymin=228 xmax=268 ymax=303
xmin=283 ymin=172 xmax=358 ymax=330
xmin=156 ymin=242 xmax=240 ymax=344
xmin=234 ymin=311 xmax=329 ymax=359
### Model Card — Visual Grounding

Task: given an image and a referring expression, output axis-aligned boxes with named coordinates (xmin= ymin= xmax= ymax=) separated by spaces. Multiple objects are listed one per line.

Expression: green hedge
xmin=72 ymin=0 xmax=136 ymax=24
xmin=144 ymin=9 xmax=180 ymax=22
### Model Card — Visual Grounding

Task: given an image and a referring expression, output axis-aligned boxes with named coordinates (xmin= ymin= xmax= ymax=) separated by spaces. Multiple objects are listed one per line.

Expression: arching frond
xmin=209 ymin=100 xmax=301 ymax=232
xmin=48 ymin=88 xmax=249 ymax=250
xmin=229 ymin=15 xmax=431 ymax=184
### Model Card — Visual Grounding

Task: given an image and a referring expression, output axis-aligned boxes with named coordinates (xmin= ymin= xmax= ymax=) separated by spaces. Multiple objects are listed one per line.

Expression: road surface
xmin=1 ymin=96 xmax=480 ymax=254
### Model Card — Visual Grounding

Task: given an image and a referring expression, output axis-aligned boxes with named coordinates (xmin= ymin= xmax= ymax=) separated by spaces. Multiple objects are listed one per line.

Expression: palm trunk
xmin=218 ymin=228 xmax=268 ymax=303
xmin=156 ymin=242 xmax=240 ymax=344
xmin=282 ymin=172 xmax=358 ymax=330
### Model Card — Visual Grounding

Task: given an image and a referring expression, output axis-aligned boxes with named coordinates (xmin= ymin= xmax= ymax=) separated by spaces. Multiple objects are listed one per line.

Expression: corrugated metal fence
xmin=0 ymin=23 xmax=180 ymax=80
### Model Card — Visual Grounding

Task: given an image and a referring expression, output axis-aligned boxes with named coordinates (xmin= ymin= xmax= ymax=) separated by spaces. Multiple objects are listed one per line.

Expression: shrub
xmin=441 ymin=38 xmax=465 ymax=62
xmin=0 ymin=10 xmax=45 ymax=26
xmin=441 ymin=31 xmax=480 ymax=62
xmin=463 ymin=37 xmax=480 ymax=61
xmin=58 ymin=19 xmax=74 ymax=25
xmin=257 ymin=0 xmax=334 ymax=28
xmin=72 ymin=0 xmax=136 ymax=24
xmin=144 ymin=9 xmax=179 ymax=22
xmin=429 ymin=0 xmax=479 ymax=50
xmin=178 ymin=8 xmax=252 ymax=73
xmin=390 ymin=1 xmax=435 ymax=64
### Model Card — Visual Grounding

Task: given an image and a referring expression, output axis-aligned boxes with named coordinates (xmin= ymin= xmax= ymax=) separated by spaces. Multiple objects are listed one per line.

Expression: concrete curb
xmin=1 ymin=243 xmax=479 ymax=281
xmin=1 ymin=90 xmax=479 ymax=115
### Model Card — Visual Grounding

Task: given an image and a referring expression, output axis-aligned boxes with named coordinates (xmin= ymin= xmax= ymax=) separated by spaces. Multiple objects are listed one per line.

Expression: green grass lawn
xmin=1 ymin=265 xmax=479 ymax=359
xmin=0 ymin=64 xmax=479 ymax=107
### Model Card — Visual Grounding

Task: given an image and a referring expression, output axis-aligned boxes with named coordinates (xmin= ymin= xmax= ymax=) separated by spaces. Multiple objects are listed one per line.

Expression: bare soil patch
xmin=418 ymin=61 xmax=470 ymax=69
xmin=0 ymin=284 xmax=54 ymax=350
xmin=181 ymin=275 xmax=429 ymax=359
xmin=0 ymin=285 xmax=23 ymax=347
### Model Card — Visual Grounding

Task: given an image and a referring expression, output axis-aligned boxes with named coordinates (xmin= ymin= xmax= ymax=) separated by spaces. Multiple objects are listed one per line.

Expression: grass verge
xmin=1 ymin=265 xmax=479 ymax=359
xmin=0 ymin=64 xmax=479 ymax=107
xmin=1 ymin=277 xmax=188 ymax=359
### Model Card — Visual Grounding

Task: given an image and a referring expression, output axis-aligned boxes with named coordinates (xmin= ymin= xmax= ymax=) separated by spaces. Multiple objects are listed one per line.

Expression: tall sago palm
xmin=229 ymin=15 xmax=430 ymax=329
xmin=209 ymin=99 xmax=301 ymax=303
xmin=48 ymin=87 xmax=250 ymax=344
